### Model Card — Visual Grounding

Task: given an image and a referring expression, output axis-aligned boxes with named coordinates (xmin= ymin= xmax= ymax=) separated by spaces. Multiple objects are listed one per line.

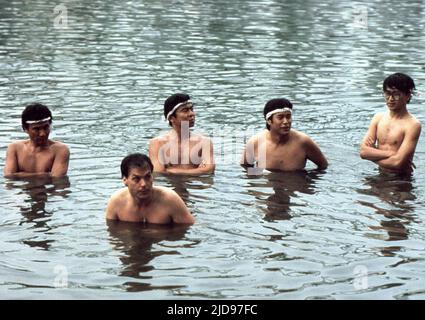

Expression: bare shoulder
xmin=155 ymin=185 xmax=179 ymax=201
xmin=249 ymin=131 xmax=265 ymax=144
xmin=408 ymin=114 xmax=422 ymax=128
xmin=154 ymin=186 xmax=187 ymax=209
xmin=51 ymin=140 xmax=70 ymax=152
xmin=200 ymin=134 xmax=213 ymax=144
xmin=375 ymin=112 xmax=385 ymax=118
xmin=291 ymin=129 xmax=311 ymax=143
xmin=366 ymin=112 xmax=385 ymax=126
xmin=187 ymin=132 xmax=208 ymax=143
xmin=109 ymin=188 xmax=129 ymax=206
xmin=150 ymin=133 xmax=171 ymax=145
xmin=8 ymin=140 xmax=26 ymax=150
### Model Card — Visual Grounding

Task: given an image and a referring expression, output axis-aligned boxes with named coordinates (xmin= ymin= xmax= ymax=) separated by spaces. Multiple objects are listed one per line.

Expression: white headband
xmin=265 ymin=108 xmax=292 ymax=120
xmin=166 ymin=100 xmax=192 ymax=120
xmin=25 ymin=117 xmax=51 ymax=124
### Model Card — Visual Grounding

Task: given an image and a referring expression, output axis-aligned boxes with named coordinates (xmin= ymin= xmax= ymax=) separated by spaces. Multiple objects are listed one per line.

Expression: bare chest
xmin=17 ymin=148 xmax=55 ymax=173
xmin=161 ymin=139 xmax=203 ymax=166
xmin=377 ymin=121 xmax=405 ymax=148
xmin=260 ymin=141 xmax=307 ymax=171
xmin=118 ymin=202 xmax=172 ymax=224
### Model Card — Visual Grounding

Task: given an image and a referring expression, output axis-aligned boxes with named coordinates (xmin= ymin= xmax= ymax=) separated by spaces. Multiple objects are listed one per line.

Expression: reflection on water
xmin=357 ymin=172 xmax=416 ymax=256
xmin=247 ymin=170 xmax=320 ymax=221
xmin=1 ymin=0 xmax=425 ymax=299
xmin=160 ymin=174 xmax=214 ymax=204
xmin=4 ymin=176 xmax=71 ymax=250
xmin=106 ymin=220 xmax=191 ymax=292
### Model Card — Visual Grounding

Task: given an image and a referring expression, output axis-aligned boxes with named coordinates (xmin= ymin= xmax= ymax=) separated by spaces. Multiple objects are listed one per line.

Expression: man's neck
xmin=388 ymin=107 xmax=408 ymax=119
xmin=171 ymin=126 xmax=191 ymax=141
xmin=27 ymin=139 xmax=49 ymax=152
xmin=268 ymin=130 xmax=290 ymax=144
xmin=132 ymin=193 xmax=153 ymax=208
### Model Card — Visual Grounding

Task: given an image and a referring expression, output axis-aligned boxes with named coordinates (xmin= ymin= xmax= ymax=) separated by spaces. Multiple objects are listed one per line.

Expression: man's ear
xmin=122 ymin=177 xmax=128 ymax=186
xmin=169 ymin=115 xmax=176 ymax=126
xmin=267 ymin=118 xmax=272 ymax=126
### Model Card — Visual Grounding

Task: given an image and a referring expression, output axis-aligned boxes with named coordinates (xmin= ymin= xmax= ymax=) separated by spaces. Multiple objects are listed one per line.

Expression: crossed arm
xmin=3 ymin=143 xmax=70 ymax=178
xmin=149 ymin=137 xmax=215 ymax=175
xmin=375 ymin=124 xmax=421 ymax=171
xmin=360 ymin=113 xmax=421 ymax=171
xmin=360 ymin=113 xmax=394 ymax=161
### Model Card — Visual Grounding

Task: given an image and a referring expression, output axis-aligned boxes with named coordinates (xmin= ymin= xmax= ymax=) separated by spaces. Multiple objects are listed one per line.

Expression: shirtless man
xmin=4 ymin=103 xmax=70 ymax=178
xmin=241 ymin=98 xmax=328 ymax=172
xmin=105 ymin=153 xmax=195 ymax=224
xmin=149 ymin=93 xmax=215 ymax=175
xmin=360 ymin=73 xmax=421 ymax=175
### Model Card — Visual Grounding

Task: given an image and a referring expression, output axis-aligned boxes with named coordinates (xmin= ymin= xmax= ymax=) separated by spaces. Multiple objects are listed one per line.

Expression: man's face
xmin=123 ymin=166 xmax=154 ymax=201
xmin=383 ymin=87 xmax=410 ymax=111
xmin=25 ymin=121 xmax=51 ymax=146
xmin=171 ymin=102 xmax=195 ymax=128
xmin=268 ymin=111 xmax=292 ymax=135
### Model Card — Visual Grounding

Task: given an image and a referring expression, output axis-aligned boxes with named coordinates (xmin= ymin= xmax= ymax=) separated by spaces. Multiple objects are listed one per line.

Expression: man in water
xmin=241 ymin=98 xmax=328 ymax=172
xmin=149 ymin=93 xmax=215 ymax=175
xmin=360 ymin=73 xmax=421 ymax=175
xmin=3 ymin=103 xmax=70 ymax=178
xmin=105 ymin=153 xmax=195 ymax=224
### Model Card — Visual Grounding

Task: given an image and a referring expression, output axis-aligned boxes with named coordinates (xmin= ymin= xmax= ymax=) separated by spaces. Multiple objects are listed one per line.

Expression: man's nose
xmin=39 ymin=130 xmax=47 ymax=137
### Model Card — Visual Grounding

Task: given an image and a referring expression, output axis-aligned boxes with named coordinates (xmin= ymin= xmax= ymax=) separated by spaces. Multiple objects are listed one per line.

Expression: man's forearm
xmin=360 ymin=146 xmax=394 ymax=161
xmin=166 ymin=165 xmax=214 ymax=175
xmin=4 ymin=172 xmax=51 ymax=178
xmin=376 ymin=154 xmax=409 ymax=171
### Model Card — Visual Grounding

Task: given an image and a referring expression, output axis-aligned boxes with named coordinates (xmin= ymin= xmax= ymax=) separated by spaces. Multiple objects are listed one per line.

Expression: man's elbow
xmin=391 ymin=157 xmax=407 ymax=170
xmin=3 ymin=167 xmax=17 ymax=178
xmin=380 ymin=157 xmax=405 ymax=170
xmin=205 ymin=164 xmax=215 ymax=174
xmin=51 ymin=171 xmax=67 ymax=178
xmin=359 ymin=146 xmax=368 ymax=159
xmin=153 ymin=164 xmax=166 ymax=173
xmin=318 ymin=159 xmax=328 ymax=170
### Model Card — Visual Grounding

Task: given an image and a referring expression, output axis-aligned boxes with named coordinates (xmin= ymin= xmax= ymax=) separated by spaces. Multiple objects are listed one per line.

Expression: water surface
xmin=1 ymin=0 xmax=425 ymax=299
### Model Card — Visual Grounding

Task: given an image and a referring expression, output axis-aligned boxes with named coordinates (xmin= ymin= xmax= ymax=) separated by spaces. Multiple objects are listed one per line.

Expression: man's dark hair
xmin=21 ymin=103 xmax=53 ymax=130
xmin=121 ymin=153 xmax=154 ymax=178
xmin=263 ymin=98 xmax=293 ymax=130
xmin=164 ymin=93 xmax=191 ymax=126
xmin=383 ymin=73 xmax=415 ymax=103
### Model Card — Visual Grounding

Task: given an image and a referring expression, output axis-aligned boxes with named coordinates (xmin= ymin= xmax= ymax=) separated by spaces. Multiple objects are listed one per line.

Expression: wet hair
xmin=164 ymin=93 xmax=191 ymax=126
xmin=121 ymin=153 xmax=154 ymax=178
xmin=383 ymin=73 xmax=415 ymax=103
xmin=21 ymin=103 xmax=53 ymax=130
xmin=263 ymin=98 xmax=293 ymax=130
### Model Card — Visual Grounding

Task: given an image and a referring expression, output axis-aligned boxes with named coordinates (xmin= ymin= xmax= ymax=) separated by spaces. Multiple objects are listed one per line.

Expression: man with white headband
xmin=3 ymin=103 xmax=70 ymax=177
xmin=149 ymin=93 xmax=215 ymax=175
xmin=241 ymin=98 xmax=328 ymax=172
